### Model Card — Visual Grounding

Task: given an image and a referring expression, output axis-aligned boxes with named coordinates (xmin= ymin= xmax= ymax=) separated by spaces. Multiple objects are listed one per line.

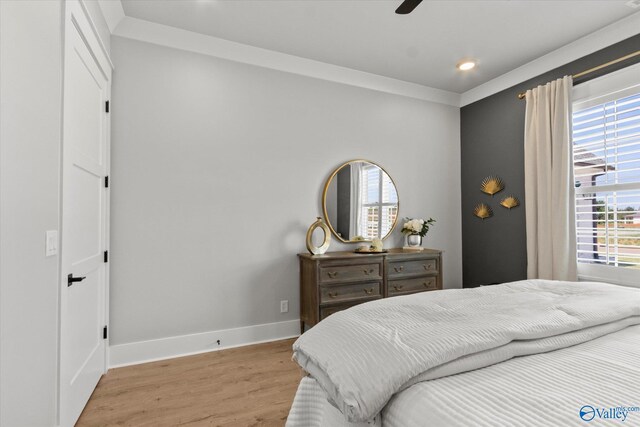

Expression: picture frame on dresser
xmin=298 ymin=248 xmax=442 ymax=333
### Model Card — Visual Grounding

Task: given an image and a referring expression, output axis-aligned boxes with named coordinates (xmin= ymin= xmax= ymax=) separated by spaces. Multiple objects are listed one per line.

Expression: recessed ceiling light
xmin=457 ymin=61 xmax=476 ymax=71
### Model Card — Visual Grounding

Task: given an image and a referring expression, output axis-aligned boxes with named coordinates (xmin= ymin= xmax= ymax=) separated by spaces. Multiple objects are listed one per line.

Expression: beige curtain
xmin=524 ymin=76 xmax=577 ymax=281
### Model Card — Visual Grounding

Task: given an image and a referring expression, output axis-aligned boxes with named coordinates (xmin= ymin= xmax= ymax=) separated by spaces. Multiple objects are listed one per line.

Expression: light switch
xmin=45 ymin=230 xmax=58 ymax=257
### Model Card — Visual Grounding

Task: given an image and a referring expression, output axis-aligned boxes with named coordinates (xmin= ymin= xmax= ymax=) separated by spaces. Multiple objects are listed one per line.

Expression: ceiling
xmin=121 ymin=1 xmax=639 ymax=94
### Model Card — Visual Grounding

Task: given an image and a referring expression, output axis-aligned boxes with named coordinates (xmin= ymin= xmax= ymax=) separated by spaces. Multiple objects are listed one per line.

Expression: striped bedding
xmin=288 ymin=324 xmax=640 ymax=426
xmin=287 ymin=280 xmax=640 ymax=426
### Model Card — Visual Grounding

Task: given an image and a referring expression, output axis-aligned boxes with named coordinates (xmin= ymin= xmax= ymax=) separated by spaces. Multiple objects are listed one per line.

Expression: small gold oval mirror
xmin=322 ymin=160 xmax=399 ymax=243
xmin=306 ymin=217 xmax=331 ymax=255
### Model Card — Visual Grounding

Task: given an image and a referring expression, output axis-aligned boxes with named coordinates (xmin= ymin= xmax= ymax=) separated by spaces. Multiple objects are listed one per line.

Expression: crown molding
xmin=112 ymin=16 xmax=461 ymax=107
xmin=461 ymin=11 xmax=640 ymax=106
xmin=97 ymin=0 xmax=125 ymax=33
xmin=96 ymin=3 xmax=639 ymax=108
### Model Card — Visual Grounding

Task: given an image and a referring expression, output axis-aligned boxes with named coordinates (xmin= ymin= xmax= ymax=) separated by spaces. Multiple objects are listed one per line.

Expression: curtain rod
xmin=517 ymin=50 xmax=640 ymax=100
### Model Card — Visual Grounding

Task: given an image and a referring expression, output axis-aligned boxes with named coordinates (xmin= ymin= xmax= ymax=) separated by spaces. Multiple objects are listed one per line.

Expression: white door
xmin=59 ymin=2 xmax=111 ymax=425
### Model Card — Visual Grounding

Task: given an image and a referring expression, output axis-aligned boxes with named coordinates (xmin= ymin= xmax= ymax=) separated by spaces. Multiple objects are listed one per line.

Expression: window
xmin=572 ymin=63 xmax=640 ymax=285
xmin=357 ymin=164 xmax=398 ymax=240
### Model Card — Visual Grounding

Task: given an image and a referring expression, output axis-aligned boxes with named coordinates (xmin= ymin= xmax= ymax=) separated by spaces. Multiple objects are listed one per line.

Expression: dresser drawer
xmin=299 ymin=250 xmax=442 ymax=333
xmin=320 ymin=281 xmax=381 ymax=304
xmin=319 ymin=263 xmax=381 ymax=283
xmin=320 ymin=304 xmax=351 ymax=320
xmin=388 ymin=258 xmax=438 ymax=278
xmin=320 ymin=300 xmax=381 ymax=320
xmin=388 ymin=276 xmax=439 ymax=296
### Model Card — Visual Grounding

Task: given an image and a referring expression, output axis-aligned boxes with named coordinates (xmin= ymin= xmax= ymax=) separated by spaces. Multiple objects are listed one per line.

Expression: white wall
xmin=110 ymin=36 xmax=462 ymax=349
xmin=0 ymin=1 xmax=112 ymax=424
xmin=0 ymin=1 xmax=63 ymax=426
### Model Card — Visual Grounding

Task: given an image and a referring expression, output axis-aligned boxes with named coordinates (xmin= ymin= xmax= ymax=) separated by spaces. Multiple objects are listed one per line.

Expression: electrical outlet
xmin=280 ymin=300 xmax=289 ymax=313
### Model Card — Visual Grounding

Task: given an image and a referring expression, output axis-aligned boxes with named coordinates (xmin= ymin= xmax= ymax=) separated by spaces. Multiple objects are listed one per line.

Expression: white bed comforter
xmin=289 ymin=323 xmax=640 ymax=426
xmin=291 ymin=280 xmax=640 ymax=424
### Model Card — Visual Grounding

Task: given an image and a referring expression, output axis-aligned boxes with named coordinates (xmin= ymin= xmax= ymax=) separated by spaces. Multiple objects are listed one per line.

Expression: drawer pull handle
xmin=393 ymin=285 xmax=404 ymax=291
xmin=327 ymin=271 xmax=339 ymax=278
xmin=328 ymin=291 xmax=338 ymax=298
xmin=363 ymin=287 xmax=374 ymax=295
xmin=423 ymin=264 xmax=433 ymax=270
xmin=394 ymin=266 xmax=404 ymax=273
xmin=363 ymin=268 xmax=375 ymax=275
xmin=423 ymin=281 xmax=432 ymax=288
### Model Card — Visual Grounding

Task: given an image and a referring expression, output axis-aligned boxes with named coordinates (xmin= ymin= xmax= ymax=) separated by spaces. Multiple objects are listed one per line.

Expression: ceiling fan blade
xmin=395 ymin=0 xmax=423 ymax=14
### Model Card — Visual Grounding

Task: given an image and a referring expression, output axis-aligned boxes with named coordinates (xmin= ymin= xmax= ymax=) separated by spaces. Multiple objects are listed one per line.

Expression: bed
xmin=286 ymin=280 xmax=640 ymax=426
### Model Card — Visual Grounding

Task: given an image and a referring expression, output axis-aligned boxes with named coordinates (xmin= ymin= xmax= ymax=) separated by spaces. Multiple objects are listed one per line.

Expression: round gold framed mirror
xmin=322 ymin=160 xmax=399 ymax=243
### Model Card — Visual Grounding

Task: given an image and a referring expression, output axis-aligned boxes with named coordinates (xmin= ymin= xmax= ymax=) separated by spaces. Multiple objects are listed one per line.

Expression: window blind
xmin=573 ymin=91 xmax=640 ymax=268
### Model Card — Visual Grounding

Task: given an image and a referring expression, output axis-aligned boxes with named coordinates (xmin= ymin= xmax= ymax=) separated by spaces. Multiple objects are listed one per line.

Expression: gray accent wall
xmin=460 ymin=34 xmax=640 ymax=288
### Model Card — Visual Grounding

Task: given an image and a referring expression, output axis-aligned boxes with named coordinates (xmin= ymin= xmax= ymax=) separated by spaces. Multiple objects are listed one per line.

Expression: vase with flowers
xmin=401 ymin=217 xmax=436 ymax=249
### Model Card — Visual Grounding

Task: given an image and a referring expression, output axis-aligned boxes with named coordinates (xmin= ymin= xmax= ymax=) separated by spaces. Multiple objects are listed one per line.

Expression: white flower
xmin=402 ymin=217 xmax=434 ymax=236
xmin=403 ymin=218 xmax=426 ymax=234
xmin=402 ymin=218 xmax=426 ymax=234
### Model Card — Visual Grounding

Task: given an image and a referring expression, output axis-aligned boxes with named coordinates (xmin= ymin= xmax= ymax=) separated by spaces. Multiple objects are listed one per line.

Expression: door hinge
xmin=103 ymin=326 xmax=108 ymax=340
xmin=104 ymin=250 xmax=108 ymax=263
xmin=105 ymin=100 xmax=110 ymax=113
xmin=104 ymin=176 xmax=109 ymax=188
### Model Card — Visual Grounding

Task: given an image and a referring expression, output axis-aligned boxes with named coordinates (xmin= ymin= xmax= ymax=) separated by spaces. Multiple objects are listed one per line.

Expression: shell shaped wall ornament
xmin=306 ymin=217 xmax=331 ymax=255
xmin=474 ymin=203 xmax=493 ymax=220
xmin=480 ymin=176 xmax=505 ymax=196
xmin=500 ymin=196 xmax=520 ymax=210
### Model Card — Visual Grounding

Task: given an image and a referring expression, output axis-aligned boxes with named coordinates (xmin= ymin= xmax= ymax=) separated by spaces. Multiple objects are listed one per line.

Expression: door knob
xmin=67 ymin=273 xmax=86 ymax=287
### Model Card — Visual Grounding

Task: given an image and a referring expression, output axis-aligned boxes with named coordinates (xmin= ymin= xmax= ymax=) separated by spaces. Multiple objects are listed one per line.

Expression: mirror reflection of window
xmin=356 ymin=164 xmax=398 ymax=240
xmin=323 ymin=160 xmax=399 ymax=242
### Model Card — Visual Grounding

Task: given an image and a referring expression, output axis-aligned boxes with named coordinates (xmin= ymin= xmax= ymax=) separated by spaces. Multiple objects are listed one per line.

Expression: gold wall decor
xmin=306 ymin=217 xmax=331 ymax=255
xmin=474 ymin=203 xmax=493 ymax=220
xmin=500 ymin=196 xmax=520 ymax=210
xmin=480 ymin=176 xmax=505 ymax=196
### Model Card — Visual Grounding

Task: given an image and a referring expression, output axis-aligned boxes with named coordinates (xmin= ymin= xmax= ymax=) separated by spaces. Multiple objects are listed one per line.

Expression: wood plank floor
xmin=76 ymin=339 xmax=300 ymax=427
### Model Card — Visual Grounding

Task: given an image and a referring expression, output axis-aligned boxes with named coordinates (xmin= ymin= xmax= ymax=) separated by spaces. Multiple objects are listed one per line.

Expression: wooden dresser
xmin=298 ymin=248 xmax=442 ymax=333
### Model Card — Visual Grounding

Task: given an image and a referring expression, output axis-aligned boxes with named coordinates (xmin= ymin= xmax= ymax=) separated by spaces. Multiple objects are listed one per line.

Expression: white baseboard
xmin=109 ymin=319 xmax=300 ymax=368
